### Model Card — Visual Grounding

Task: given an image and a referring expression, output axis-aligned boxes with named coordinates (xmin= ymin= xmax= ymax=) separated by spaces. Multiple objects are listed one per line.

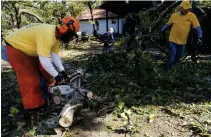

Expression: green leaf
xmin=91 ymin=4 xmax=95 ymax=9
xmin=152 ymin=96 xmax=156 ymax=101
xmin=120 ymin=113 xmax=128 ymax=120
xmin=123 ymin=121 xmax=128 ymax=125
xmin=105 ymin=128 xmax=111 ymax=133
xmin=88 ymin=20 xmax=95 ymax=24
xmin=53 ymin=88 xmax=61 ymax=97
xmin=125 ymin=109 xmax=132 ymax=116
xmin=29 ymin=129 xmax=36 ymax=136
xmin=118 ymin=101 xmax=125 ymax=110
xmin=16 ymin=122 xmax=26 ymax=131
xmin=9 ymin=107 xmax=19 ymax=117
xmin=148 ymin=114 xmax=155 ymax=123
xmin=16 ymin=98 xmax=22 ymax=104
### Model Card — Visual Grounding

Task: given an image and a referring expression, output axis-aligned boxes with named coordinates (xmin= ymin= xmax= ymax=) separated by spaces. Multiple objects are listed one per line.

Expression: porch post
xmin=117 ymin=14 xmax=120 ymax=34
xmin=106 ymin=10 xmax=108 ymax=31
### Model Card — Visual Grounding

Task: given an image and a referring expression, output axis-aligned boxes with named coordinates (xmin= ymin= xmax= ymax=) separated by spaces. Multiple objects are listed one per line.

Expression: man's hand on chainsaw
xmin=49 ymin=70 xmax=70 ymax=87
xmin=54 ymin=73 xmax=65 ymax=85
xmin=60 ymin=70 xmax=68 ymax=80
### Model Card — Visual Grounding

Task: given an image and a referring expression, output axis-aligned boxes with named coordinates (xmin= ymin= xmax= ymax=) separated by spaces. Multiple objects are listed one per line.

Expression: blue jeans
xmin=1 ymin=45 xmax=10 ymax=63
xmin=40 ymin=74 xmax=48 ymax=100
xmin=165 ymin=42 xmax=185 ymax=70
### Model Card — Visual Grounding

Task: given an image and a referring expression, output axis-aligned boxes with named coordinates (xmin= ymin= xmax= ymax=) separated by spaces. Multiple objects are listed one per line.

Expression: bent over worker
xmin=161 ymin=0 xmax=203 ymax=70
xmin=3 ymin=16 xmax=79 ymax=123
xmin=102 ymin=28 xmax=115 ymax=52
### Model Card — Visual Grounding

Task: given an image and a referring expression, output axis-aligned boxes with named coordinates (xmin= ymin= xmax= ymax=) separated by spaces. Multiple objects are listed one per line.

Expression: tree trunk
xmin=11 ymin=2 xmax=20 ymax=28
xmin=88 ymin=2 xmax=97 ymax=37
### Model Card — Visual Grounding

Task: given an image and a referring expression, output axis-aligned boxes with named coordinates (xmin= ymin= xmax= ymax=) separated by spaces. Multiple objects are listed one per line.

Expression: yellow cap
xmin=180 ymin=0 xmax=192 ymax=10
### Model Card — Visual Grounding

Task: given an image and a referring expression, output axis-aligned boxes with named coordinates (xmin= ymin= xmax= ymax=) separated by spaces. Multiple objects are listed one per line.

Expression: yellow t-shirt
xmin=167 ymin=11 xmax=200 ymax=45
xmin=5 ymin=24 xmax=60 ymax=57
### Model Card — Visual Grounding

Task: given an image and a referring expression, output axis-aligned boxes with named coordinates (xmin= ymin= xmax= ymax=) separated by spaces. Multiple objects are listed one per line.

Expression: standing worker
xmin=102 ymin=28 xmax=114 ymax=52
xmin=161 ymin=0 xmax=203 ymax=70
xmin=2 ymin=16 xmax=79 ymax=125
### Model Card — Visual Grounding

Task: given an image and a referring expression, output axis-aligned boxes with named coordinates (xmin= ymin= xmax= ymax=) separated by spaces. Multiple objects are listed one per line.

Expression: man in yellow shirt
xmin=2 ymin=16 xmax=79 ymax=124
xmin=161 ymin=1 xmax=203 ymax=70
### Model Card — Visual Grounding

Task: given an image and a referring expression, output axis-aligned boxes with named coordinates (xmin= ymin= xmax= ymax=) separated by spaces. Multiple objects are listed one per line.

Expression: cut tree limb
xmin=20 ymin=9 xmax=43 ymax=23
xmin=150 ymin=38 xmax=168 ymax=55
xmin=1 ymin=2 xmax=11 ymax=11
xmin=145 ymin=1 xmax=165 ymax=14
xmin=87 ymin=91 xmax=93 ymax=98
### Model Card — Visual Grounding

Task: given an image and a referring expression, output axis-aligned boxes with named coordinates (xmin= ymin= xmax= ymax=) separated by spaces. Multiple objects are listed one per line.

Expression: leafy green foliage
xmin=199 ymin=1 xmax=211 ymax=8
xmin=9 ymin=107 xmax=20 ymax=125
xmin=73 ymin=50 xmax=210 ymax=136
xmin=1 ymin=1 xmax=87 ymax=29
xmin=53 ymin=87 xmax=62 ymax=97
xmin=69 ymin=1 xmax=87 ymax=17
xmin=16 ymin=122 xmax=26 ymax=131
xmin=29 ymin=129 xmax=36 ymax=136
xmin=9 ymin=107 xmax=19 ymax=118
xmin=77 ymin=51 xmax=211 ymax=105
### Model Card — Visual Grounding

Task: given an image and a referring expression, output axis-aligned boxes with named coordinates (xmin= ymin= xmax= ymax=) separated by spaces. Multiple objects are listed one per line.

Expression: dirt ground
xmin=1 ymin=41 xmax=211 ymax=137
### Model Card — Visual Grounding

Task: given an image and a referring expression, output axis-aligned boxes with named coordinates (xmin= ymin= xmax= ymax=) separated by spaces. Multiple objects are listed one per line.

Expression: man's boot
xmin=28 ymin=109 xmax=38 ymax=128
xmin=23 ymin=109 xmax=31 ymax=123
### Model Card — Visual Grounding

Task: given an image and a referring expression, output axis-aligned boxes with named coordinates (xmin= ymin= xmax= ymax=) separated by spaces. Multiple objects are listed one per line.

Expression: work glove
xmin=197 ymin=38 xmax=202 ymax=46
xmin=54 ymin=73 xmax=65 ymax=85
xmin=60 ymin=70 xmax=68 ymax=80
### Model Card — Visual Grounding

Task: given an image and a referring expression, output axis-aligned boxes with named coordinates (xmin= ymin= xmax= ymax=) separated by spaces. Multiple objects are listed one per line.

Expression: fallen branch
xmin=193 ymin=116 xmax=205 ymax=127
xmin=151 ymin=1 xmax=180 ymax=31
xmin=20 ymin=9 xmax=43 ymax=23
xmin=150 ymin=38 xmax=168 ymax=55
xmin=145 ymin=1 xmax=166 ymax=15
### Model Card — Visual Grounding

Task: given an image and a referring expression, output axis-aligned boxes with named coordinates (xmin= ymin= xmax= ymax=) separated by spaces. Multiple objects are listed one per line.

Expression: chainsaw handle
xmin=49 ymin=79 xmax=67 ymax=87
xmin=49 ymin=80 xmax=56 ymax=87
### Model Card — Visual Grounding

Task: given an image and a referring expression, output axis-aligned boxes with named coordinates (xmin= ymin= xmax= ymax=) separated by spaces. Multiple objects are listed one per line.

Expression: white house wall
xmin=79 ymin=18 xmax=125 ymax=35
xmin=78 ymin=21 xmax=93 ymax=35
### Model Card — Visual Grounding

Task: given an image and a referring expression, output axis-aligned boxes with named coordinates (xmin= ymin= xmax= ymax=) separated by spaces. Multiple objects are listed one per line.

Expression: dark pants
xmin=165 ymin=42 xmax=185 ymax=71
xmin=103 ymin=42 xmax=113 ymax=53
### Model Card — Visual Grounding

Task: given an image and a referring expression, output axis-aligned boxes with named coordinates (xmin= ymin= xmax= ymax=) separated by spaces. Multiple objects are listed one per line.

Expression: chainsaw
xmin=48 ymin=68 xmax=93 ymax=127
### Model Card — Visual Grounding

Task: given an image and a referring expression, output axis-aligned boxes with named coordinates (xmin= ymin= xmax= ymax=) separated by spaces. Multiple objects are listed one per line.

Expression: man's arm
xmin=39 ymin=55 xmax=65 ymax=85
xmin=161 ymin=14 xmax=173 ymax=32
xmin=192 ymin=14 xmax=201 ymax=34
xmin=195 ymin=26 xmax=203 ymax=39
xmin=161 ymin=24 xmax=171 ymax=32
xmin=51 ymin=52 xmax=65 ymax=72
xmin=191 ymin=13 xmax=203 ymax=45
xmin=39 ymin=55 xmax=59 ymax=77
xmin=192 ymin=14 xmax=202 ymax=39
xmin=36 ymin=32 xmax=60 ymax=77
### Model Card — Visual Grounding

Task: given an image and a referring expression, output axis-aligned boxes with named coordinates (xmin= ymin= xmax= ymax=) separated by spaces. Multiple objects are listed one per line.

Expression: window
xmin=111 ymin=19 xmax=116 ymax=24
xmin=95 ymin=21 xmax=99 ymax=30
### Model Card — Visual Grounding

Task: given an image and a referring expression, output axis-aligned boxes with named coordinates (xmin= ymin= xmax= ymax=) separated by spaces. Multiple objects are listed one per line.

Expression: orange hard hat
xmin=58 ymin=16 xmax=80 ymax=34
